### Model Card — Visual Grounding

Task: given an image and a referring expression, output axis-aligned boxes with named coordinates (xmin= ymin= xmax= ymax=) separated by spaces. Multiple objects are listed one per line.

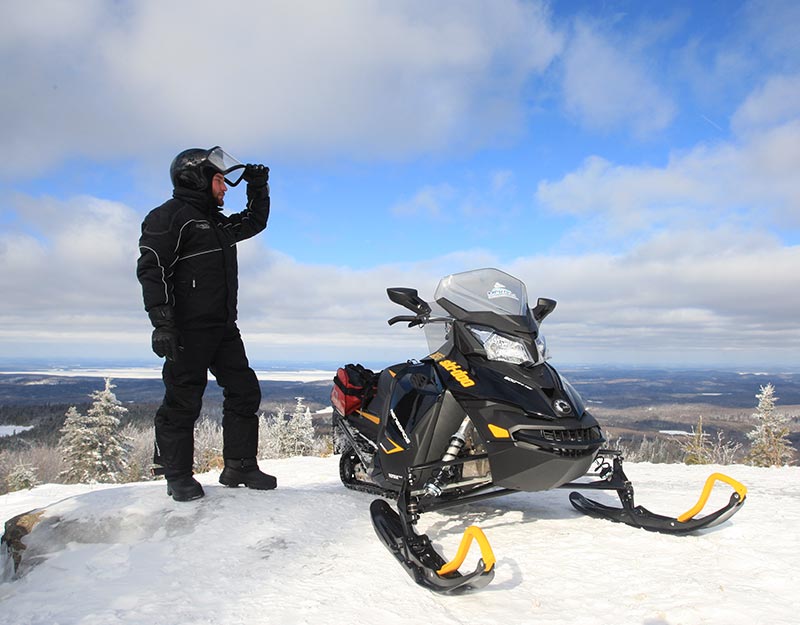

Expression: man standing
xmin=137 ymin=146 xmax=276 ymax=501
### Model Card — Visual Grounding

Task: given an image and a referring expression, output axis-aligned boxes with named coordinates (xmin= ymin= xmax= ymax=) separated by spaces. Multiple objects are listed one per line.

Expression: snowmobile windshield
xmin=207 ymin=146 xmax=246 ymax=186
xmin=434 ymin=268 xmax=528 ymax=317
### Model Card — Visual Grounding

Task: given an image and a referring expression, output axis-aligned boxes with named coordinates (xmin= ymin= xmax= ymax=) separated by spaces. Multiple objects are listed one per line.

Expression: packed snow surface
xmin=1 ymin=457 xmax=798 ymax=625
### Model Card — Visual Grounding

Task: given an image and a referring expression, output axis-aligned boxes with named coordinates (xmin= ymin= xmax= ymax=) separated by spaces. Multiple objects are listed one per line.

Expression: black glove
xmin=243 ymin=164 xmax=269 ymax=187
xmin=151 ymin=327 xmax=180 ymax=361
xmin=148 ymin=305 xmax=180 ymax=361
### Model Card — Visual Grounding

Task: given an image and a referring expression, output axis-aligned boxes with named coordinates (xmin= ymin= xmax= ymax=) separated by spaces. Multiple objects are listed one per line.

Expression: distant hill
xmin=0 ymin=374 xmax=332 ymax=408
xmin=1 ymin=367 xmax=798 ymax=451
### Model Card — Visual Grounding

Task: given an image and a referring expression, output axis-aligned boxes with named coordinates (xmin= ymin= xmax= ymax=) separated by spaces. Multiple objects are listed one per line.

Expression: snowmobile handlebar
xmin=388 ymin=315 xmax=422 ymax=326
xmin=387 ymin=315 xmax=452 ymax=327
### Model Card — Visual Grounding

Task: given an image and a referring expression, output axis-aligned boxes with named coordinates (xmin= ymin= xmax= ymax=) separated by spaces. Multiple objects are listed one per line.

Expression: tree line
xmin=1 ymin=380 xmax=796 ymax=494
xmin=1 ymin=380 xmax=325 ymax=494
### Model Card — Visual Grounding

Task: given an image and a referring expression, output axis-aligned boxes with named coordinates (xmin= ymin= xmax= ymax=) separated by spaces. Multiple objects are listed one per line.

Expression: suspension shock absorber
xmin=423 ymin=416 xmax=473 ymax=497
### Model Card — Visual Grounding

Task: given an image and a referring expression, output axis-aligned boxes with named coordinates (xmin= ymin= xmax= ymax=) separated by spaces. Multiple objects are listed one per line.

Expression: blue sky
xmin=1 ymin=0 xmax=798 ymax=369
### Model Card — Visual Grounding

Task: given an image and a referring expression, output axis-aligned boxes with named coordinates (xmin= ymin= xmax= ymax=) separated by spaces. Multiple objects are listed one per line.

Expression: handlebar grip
xmin=388 ymin=315 xmax=417 ymax=326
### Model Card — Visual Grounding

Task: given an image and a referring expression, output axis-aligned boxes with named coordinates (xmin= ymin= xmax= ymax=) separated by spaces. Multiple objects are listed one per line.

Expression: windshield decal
xmin=487 ymin=282 xmax=519 ymax=301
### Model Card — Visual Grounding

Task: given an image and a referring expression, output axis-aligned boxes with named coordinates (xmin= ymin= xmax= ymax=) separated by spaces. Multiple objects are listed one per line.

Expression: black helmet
xmin=169 ymin=146 xmax=246 ymax=190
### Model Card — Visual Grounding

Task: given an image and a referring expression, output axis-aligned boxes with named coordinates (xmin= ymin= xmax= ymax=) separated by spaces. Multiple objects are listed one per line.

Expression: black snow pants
xmin=154 ymin=325 xmax=261 ymax=477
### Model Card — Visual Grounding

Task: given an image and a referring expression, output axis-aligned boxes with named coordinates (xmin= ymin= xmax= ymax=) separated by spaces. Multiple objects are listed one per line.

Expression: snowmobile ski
xmin=370 ymin=498 xmax=495 ymax=593
xmin=570 ymin=471 xmax=747 ymax=535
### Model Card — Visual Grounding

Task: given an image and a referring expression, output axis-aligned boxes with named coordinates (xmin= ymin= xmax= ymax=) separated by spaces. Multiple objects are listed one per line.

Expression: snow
xmin=1 ymin=458 xmax=798 ymax=625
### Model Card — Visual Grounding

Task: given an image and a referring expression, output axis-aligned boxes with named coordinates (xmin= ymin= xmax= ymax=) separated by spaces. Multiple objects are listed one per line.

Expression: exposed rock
xmin=1 ymin=509 xmax=45 ymax=577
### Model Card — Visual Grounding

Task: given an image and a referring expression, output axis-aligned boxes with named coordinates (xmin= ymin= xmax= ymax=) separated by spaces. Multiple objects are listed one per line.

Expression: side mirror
xmin=532 ymin=297 xmax=557 ymax=322
xmin=387 ymin=287 xmax=432 ymax=315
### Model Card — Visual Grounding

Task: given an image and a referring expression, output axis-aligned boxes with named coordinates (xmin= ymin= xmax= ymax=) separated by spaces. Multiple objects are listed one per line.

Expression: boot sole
xmin=219 ymin=477 xmax=276 ymax=490
xmin=167 ymin=486 xmax=205 ymax=501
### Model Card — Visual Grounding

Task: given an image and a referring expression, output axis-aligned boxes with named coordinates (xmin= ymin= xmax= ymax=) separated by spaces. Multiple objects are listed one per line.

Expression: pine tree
xmin=6 ymin=463 xmax=40 ymax=491
xmin=745 ymin=383 xmax=796 ymax=467
xmin=258 ymin=398 xmax=318 ymax=459
xmin=258 ymin=405 xmax=289 ymax=459
xmin=680 ymin=416 xmax=713 ymax=465
xmin=58 ymin=378 xmax=130 ymax=483
xmin=287 ymin=397 xmax=316 ymax=456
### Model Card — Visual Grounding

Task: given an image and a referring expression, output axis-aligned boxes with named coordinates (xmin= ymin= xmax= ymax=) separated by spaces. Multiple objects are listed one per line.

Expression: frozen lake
xmin=0 ymin=425 xmax=34 ymax=438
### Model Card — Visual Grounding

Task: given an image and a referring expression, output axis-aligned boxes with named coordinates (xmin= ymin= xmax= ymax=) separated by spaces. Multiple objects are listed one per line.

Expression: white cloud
xmin=536 ymin=118 xmax=800 ymax=235
xmin=0 ymin=0 xmax=562 ymax=175
xmin=390 ymin=184 xmax=456 ymax=219
xmin=491 ymin=170 xmax=515 ymax=193
xmin=732 ymin=74 xmax=800 ymax=134
xmin=740 ymin=0 xmax=800 ymax=68
xmin=560 ymin=21 xmax=675 ymax=137
xmin=1 ymin=194 xmax=142 ymax=316
xmin=1 ymin=190 xmax=797 ymax=367
xmin=505 ymin=236 xmax=800 ymax=365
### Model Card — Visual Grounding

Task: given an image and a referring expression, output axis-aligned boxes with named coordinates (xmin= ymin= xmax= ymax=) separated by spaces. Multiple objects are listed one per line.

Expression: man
xmin=137 ymin=146 xmax=276 ymax=501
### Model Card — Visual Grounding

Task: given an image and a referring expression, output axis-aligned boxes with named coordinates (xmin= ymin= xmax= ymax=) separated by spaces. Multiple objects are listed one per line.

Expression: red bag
xmin=331 ymin=364 xmax=377 ymax=416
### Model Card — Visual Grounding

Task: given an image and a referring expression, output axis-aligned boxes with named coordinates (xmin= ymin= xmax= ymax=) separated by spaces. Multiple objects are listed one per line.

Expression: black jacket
xmin=137 ymin=184 xmax=270 ymax=328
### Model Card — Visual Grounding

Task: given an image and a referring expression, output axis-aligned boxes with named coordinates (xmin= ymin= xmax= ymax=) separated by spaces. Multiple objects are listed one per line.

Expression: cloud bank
xmin=1 ymin=1 xmax=798 ymax=368
xmin=0 ymin=0 xmax=562 ymax=173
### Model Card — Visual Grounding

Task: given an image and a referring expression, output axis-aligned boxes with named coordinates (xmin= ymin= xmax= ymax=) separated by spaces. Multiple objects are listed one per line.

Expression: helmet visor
xmin=207 ymin=146 xmax=246 ymax=186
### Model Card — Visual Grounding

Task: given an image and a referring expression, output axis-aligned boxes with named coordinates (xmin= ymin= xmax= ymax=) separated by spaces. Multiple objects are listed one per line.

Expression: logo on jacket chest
xmin=195 ymin=221 xmax=211 ymax=230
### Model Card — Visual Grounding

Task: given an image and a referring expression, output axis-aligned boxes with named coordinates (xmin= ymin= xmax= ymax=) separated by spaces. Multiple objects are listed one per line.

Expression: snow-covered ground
xmin=1 ymin=458 xmax=798 ymax=625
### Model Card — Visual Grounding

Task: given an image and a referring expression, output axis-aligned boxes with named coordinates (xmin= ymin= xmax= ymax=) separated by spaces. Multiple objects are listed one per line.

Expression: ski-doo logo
xmin=439 ymin=359 xmax=476 ymax=388
xmin=487 ymin=282 xmax=519 ymax=301
xmin=195 ymin=221 xmax=211 ymax=230
xmin=553 ymin=399 xmax=572 ymax=415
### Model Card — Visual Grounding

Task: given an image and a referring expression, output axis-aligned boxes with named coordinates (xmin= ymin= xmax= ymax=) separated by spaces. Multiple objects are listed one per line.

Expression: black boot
xmin=166 ymin=474 xmax=205 ymax=501
xmin=219 ymin=458 xmax=277 ymax=490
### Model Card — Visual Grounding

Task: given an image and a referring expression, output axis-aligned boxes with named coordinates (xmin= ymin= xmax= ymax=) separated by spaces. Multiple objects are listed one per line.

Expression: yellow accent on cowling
xmin=436 ymin=526 xmax=496 ymax=576
xmin=355 ymin=410 xmax=380 ymax=424
xmin=380 ymin=437 xmax=404 ymax=454
xmin=487 ymin=423 xmax=511 ymax=439
xmin=676 ymin=473 xmax=748 ymax=522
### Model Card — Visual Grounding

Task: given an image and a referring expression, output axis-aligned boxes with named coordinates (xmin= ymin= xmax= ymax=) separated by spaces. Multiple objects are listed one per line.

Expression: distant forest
xmin=1 ymin=368 xmax=799 ymax=453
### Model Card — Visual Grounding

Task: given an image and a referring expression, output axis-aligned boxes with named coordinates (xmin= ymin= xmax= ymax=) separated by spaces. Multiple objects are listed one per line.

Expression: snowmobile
xmin=331 ymin=268 xmax=747 ymax=593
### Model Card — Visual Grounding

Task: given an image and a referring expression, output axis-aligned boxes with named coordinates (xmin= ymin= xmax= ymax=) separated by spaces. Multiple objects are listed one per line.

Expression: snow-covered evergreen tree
xmin=258 ymin=405 xmax=289 ymax=459
xmin=286 ymin=397 xmax=316 ymax=456
xmin=258 ymin=398 xmax=318 ymax=459
xmin=745 ymin=383 xmax=796 ymax=467
xmin=6 ymin=463 xmax=40 ymax=491
xmin=58 ymin=378 xmax=130 ymax=483
xmin=194 ymin=417 xmax=224 ymax=472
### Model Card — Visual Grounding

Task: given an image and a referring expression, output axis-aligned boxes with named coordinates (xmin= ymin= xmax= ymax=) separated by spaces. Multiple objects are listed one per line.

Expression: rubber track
xmin=338 ymin=448 xmax=398 ymax=499
xmin=341 ymin=477 xmax=398 ymax=500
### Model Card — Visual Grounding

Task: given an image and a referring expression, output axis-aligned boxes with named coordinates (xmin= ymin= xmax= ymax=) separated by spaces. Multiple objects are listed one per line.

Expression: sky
xmin=1 ymin=0 xmax=799 ymax=369
xmin=1 ymin=457 xmax=798 ymax=624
